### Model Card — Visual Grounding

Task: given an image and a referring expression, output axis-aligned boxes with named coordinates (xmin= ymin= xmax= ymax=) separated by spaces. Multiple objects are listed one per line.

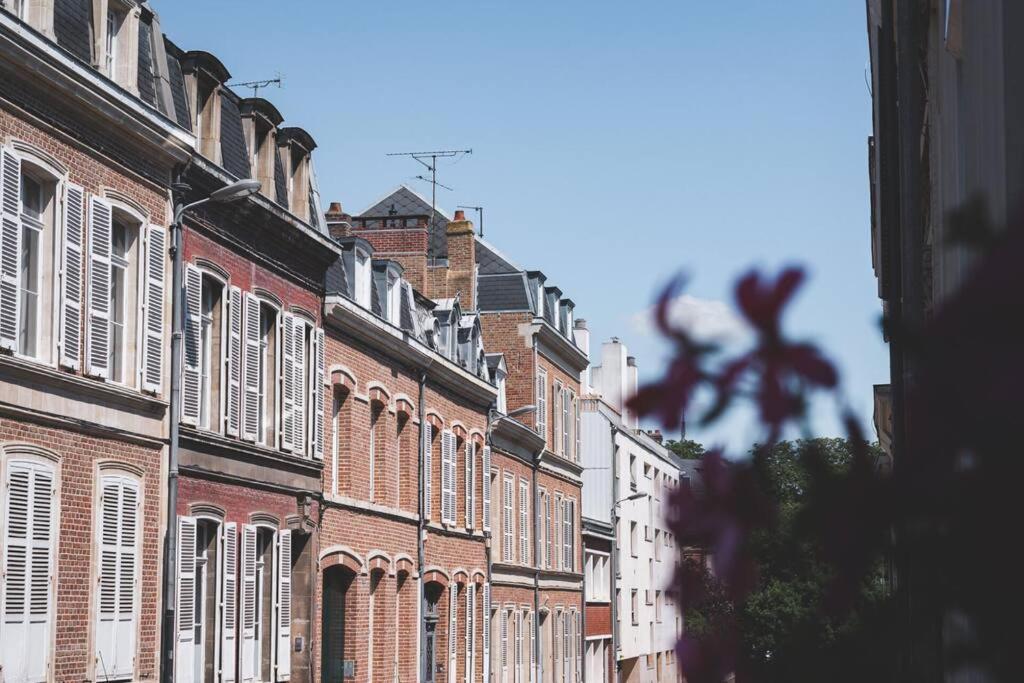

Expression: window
xmin=630 ymin=522 xmax=638 ymax=558
xmin=107 ymin=213 xmax=139 ymax=384
xmin=543 ymin=491 xmax=552 ymax=569
xmin=585 ymin=551 xmax=610 ymax=602
xmin=573 ymin=396 xmax=580 ymax=461
xmin=256 ymin=302 xmax=277 ymax=445
xmin=655 ymin=530 xmax=662 ymax=561
xmin=193 ymin=74 xmax=220 ymax=162
xmin=631 ymin=590 xmax=639 ymax=625
xmin=536 ymin=282 xmax=544 ymax=318
xmin=198 ymin=274 xmax=224 ymax=431
xmin=104 ymin=9 xmax=119 ymax=77
xmin=369 ymin=402 xmax=382 ymax=502
xmin=561 ymin=498 xmax=574 ymax=572
xmin=552 ymin=381 xmax=562 ymax=452
xmin=354 ymin=249 xmax=371 ymax=308
xmin=502 ymin=473 xmax=514 ymax=563
xmin=95 ymin=471 xmax=140 ymax=679
xmin=440 ymin=429 xmax=456 ymax=525
xmin=629 ymin=455 xmax=637 ymax=489
xmin=536 ymin=367 xmax=547 ymax=438
xmin=386 ymin=270 xmax=400 ymax=325
xmin=519 ymin=478 xmax=530 ymax=565
xmin=495 ymin=369 xmax=507 ymax=414
xmin=561 ymin=389 xmax=571 ymax=457
xmin=11 ymin=0 xmax=27 ymax=20
xmin=655 ymin=590 xmax=663 ymax=623
xmin=0 ymin=450 xmax=58 ymax=681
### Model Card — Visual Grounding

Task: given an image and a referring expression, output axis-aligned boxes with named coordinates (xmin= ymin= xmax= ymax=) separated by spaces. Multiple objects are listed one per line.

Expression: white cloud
xmin=630 ymin=293 xmax=749 ymax=345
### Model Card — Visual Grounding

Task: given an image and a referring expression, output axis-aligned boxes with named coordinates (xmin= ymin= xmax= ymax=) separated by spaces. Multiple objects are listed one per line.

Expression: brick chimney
xmin=325 ymin=201 xmax=352 ymax=239
xmin=446 ymin=209 xmax=476 ymax=309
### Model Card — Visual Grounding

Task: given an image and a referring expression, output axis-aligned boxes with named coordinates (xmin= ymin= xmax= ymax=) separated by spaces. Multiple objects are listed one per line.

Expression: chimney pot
xmin=574 ymin=318 xmax=588 ymax=330
xmin=328 ymin=201 xmax=343 ymax=214
xmin=454 ymin=209 xmax=465 ymax=221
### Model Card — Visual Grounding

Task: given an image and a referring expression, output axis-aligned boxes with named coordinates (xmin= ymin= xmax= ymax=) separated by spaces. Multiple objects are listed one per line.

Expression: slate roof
xmin=476 ymin=238 xmax=519 ymax=275
xmin=478 ymin=273 xmax=531 ymax=312
xmin=137 ymin=19 xmax=157 ymax=106
xmin=357 ymin=185 xmax=451 ymax=259
xmin=219 ymin=92 xmax=252 ymax=180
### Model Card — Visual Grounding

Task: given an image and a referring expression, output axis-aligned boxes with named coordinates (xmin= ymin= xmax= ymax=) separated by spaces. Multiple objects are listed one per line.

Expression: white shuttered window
xmin=441 ymin=429 xmax=455 ymax=524
xmin=423 ymin=422 xmax=433 ymax=519
xmin=502 ymin=474 xmax=514 ymax=563
xmin=85 ymin=197 xmax=113 ymax=378
xmin=95 ymin=473 xmax=139 ymax=679
xmin=59 ymin=184 xmax=86 ymax=369
xmin=519 ymin=479 xmax=529 ymax=565
xmin=0 ymin=457 xmax=57 ymax=683
xmin=275 ymin=529 xmax=292 ymax=681
xmin=174 ymin=516 xmax=196 ymax=683
xmin=181 ymin=264 xmax=202 ymax=426
xmin=481 ymin=445 xmax=491 ymax=533
xmin=141 ymin=225 xmax=165 ymax=392
xmin=0 ymin=148 xmax=23 ymax=352
xmin=221 ymin=522 xmax=238 ymax=683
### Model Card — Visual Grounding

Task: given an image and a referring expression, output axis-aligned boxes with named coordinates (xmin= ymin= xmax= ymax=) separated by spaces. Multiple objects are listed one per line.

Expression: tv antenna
xmin=228 ymin=73 xmax=283 ymax=98
xmin=387 ymin=149 xmax=472 ymax=257
xmin=415 ymin=175 xmax=453 ymax=191
xmin=457 ymin=205 xmax=484 ymax=237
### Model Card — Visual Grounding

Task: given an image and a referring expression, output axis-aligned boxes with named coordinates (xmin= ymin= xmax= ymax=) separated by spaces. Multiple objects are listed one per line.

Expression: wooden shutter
xmin=482 ymin=583 xmax=490 ymax=683
xmin=242 ymin=293 xmax=261 ymax=442
xmin=96 ymin=475 xmax=139 ymax=679
xmin=175 ymin=516 xmax=196 ymax=683
xmin=562 ymin=389 xmax=570 ymax=456
xmin=554 ymin=498 xmax=562 ymax=570
xmin=535 ymin=369 xmax=546 ymax=437
xmin=86 ymin=197 xmax=113 ymax=378
xmin=573 ymin=396 xmax=580 ymax=462
xmin=280 ymin=314 xmax=295 ymax=451
xmin=423 ymin=421 xmax=432 ymax=520
xmin=141 ymin=225 xmax=166 ymax=392
xmin=59 ymin=184 xmax=86 ymax=369
xmin=530 ymin=611 xmax=536 ymax=683
xmin=515 ymin=610 xmax=523 ymax=683
xmin=562 ymin=613 xmax=569 ymax=683
xmin=563 ymin=500 xmax=573 ymax=573
xmin=441 ymin=429 xmax=454 ymax=524
xmin=226 ymin=286 xmax=243 ymax=437
xmin=292 ymin=319 xmax=306 ymax=456
xmin=481 ymin=446 xmax=491 ymax=533
xmin=552 ymin=384 xmax=561 ymax=454
xmin=448 ymin=582 xmax=457 ymax=683
xmin=499 ymin=608 xmax=508 ymax=676
xmin=545 ymin=495 xmax=552 ymax=569
xmin=465 ymin=441 xmax=474 ymax=528
xmin=503 ymin=476 xmax=514 ymax=563
xmin=465 ymin=585 xmax=473 ymax=683
xmin=0 ymin=148 xmax=22 ymax=351
xmin=1 ymin=458 xmax=55 ymax=682
xmin=239 ymin=524 xmax=257 ymax=683
xmin=312 ymin=327 xmax=325 ymax=460
xmin=519 ymin=480 xmax=529 ymax=564
xmin=221 ymin=522 xmax=238 ymax=683
xmin=181 ymin=264 xmax=202 ymax=426
xmin=275 ymin=529 xmax=292 ymax=681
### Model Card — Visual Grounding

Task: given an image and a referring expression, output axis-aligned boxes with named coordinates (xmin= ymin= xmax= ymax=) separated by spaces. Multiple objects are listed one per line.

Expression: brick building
xmin=344 ymin=187 xmax=589 ymax=683
xmin=318 ymin=214 xmax=497 ymax=682
xmin=0 ymin=3 xmax=189 ymax=682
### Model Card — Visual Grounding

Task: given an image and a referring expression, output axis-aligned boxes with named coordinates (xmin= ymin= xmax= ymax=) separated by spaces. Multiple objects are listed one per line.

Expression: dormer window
xmin=536 ymin=282 xmax=544 ymax=317
xmin=354 ymin=249 xmax=371 ymax=308
xmin=240 ymin=99 xmax=285 ymax=202
xmin=278 ymin=128 xmax=317 ymax=223
xmin=90 ymin=0 xmax=139 ymax=93
xmin=496 ymin=369 xmax=507 ymax=413
xmin=386 ymin=271 xmax=401 ymax=325
xmin=11 ymin=0 xmax=26 ymax=20
xmin=194 ymin=76 xmax=218 ymax=161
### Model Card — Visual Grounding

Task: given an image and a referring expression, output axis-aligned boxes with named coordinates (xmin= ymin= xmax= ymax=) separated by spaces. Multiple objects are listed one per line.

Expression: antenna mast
xmin=387 ymin=149 xmax=472 ymax=258
xmin=457 ymin=205 xmax=484 ymax=237
xmin=227 ymin=73 xmax=283 ymax=98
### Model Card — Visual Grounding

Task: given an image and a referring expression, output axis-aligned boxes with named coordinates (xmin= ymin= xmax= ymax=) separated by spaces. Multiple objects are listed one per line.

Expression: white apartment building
xmin=581 ymin=335 xmax=682 ymax=683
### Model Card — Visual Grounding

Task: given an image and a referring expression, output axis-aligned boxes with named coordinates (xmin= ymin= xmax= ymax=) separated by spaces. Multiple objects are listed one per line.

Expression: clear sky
xmin=157 ymin=1 xmax=889 ymax=449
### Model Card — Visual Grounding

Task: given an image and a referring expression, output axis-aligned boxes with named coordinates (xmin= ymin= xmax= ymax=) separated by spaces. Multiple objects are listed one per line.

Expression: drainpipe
xmin=609 ymin=424 xmax=621 ymax=683
xmin=531 ymin=334 xmax=541 ymax=681
xmin=417 ymin=369 xmax=428 ymax=682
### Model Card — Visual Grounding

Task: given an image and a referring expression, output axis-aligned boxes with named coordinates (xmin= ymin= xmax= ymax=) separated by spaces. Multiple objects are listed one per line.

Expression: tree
xmin=665 ymin=438 xmax=706 ymax=460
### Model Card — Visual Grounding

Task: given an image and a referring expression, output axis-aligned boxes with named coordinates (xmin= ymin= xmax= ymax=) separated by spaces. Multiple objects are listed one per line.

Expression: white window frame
xmin=535 ymin=367 xmax=547 ymax=438
xmin=354 ymin=248 xmax=371 ymax=308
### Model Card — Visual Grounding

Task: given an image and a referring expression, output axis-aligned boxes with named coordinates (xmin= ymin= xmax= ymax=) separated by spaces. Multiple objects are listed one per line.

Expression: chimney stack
xmin=446 ymin=209 xmax=476 ymax=309
xmin=574 ymin=319 xmax=591 ymax=392
xmin=325 ymin=200 xmax=352 ymax=239
xmin=626 ymin=356 xmax=639 ymax=428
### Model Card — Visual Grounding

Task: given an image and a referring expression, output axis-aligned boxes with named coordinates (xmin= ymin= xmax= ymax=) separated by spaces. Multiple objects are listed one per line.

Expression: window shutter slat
xmin=482 ymin=583 xmax=490 ymax=683
xmin=0 ymin=148 xmax=22 ymax=351
xmin=441 ymin=430 xmax=453 ymax=524
xmin=448 ymin=582 xmax=458 ymax=683
xmin=292 ymin=319 xmax=306 ymax=456
xmin=226 ymin=286 xmax=243 ymax=437
xmin=312 ymin=327 xmax=325 ymax=460
xmin=85 ymin=197 xmax=112 ymax=378
xmin=181 ymin=264 xmax=202 ymax=425
xmin=59 ymin=184 xmax=86 ymax=369
xmin=530 ymin=611 xmax=537 ymax=683
xmin=519 ymin=480 xmax=529 ymax=565
xmin=466 ymin=584 xmax=473 ymax=683
xmin=175 ymin=516 xmax=197 ymax=683
xmin=276 ymin=529 xmax=292 ymax=681
xmin=221 ymin=522 xmax=238 ymax=683
xmin=465 ymin=441 xmax=473 ymax=528
xmin=242 ymin=293 xmax=261 ymax=442
xmin=503 ymin=476 xmax=514 ymax=563
xmin=423 ymin=421 xmax=433 ymax=520
xmin=240 ymin=524 xmax=257 ymax=683
xmin=141 ymin=224 xmax=166 ymax=391
xmin=280 ymin=314 xmax=295 ymax=451
xmin=481 ymin=446 xmax=491 ymax=533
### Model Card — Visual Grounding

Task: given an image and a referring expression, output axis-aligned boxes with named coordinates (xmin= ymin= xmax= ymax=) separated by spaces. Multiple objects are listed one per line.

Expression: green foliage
xmin=665 ymin=438 xmax=706 ymax=460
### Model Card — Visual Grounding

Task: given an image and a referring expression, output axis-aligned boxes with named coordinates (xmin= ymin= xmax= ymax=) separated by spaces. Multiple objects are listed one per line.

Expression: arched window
xmin=332 ymin=384 xmax=353 ymax=497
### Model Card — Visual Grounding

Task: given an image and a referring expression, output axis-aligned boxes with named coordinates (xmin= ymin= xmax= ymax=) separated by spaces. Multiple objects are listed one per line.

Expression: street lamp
xmin=614 ymin=491 xmax=649 ymax=508
xmin=161 ymin=177 xmax=260 ymax=683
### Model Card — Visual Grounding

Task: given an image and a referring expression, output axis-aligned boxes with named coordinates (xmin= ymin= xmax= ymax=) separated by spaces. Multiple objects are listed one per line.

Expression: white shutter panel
xmin=221 ymin=522 xmax=238 ymax=683
xmin=312 ymin=327 xmax=325 ymax=459
xmin=85 ymin=197 xmax=113 ymax=378
xmin=280 ymin=314 xmax=295 ymax=451
xmin=481 ymin=446 xmax=491 ymax=533
xmin=503 ymin=477 xmax=514 ymax=563
xmin=574 ymin=397 xmax=581 ymax=462
xmin=59 ymin=184 xmax=86 ymax=369
xmin=482 ymin=583 xmax=490 ymax=683
xmin=448 ymin=582 xmax=458 ymax=683
xmin=423 ymin=421 xmax=433 ymax=520
xmin=562 ymin=501 xmax=571 ymax=573
xmin=226 ymin=286 xmax=243 ymax=437
xmin=292 ymin=319 xmax=306 ymax=456
xmin=141 ymin=225 xmax=166 ymax=392
xmin=535 ymin=369 xmax=546 ymax=437
xmin=465 ymin=585 xmax=473 ymax=683
xmin=519 ymin=481 xmax=529 ymax=565
xmin=465 ymin=441 xmax=473 ymax=528
xmin=96 ymin=476 xmax=139 ymax=679
xmin=530 ymin=611 xmax=536 ymax=683
xmin=175 ymin=516 xmax=197 ymax=683
xmin=181 ymin=264 xmax=202 ymax=426
xmin=1 ymin=459 xmax=55 ymax=682
xmin=575 ymin=612 xmax=582 ymax=681
xmin=441 ymin=430 xmax=453 ymax=524
xmin=242 ymin=293 xmax=261 ymax=442
xmin=0 ymin=148 xmax=22 ymax=351
xmin=552 ymin=385 xmax=561 ymax=454
xmin=499 ymin=609 xmax=508 ymax=677
xmin=546 ymin=497 xmax=553 ymax=569
xmin=554 ymin=500 xmax=561 ymax=570
xmin=275 ymin=529 xmax=292 ymax=681
xmin=515 ymin=610 xmax=523 ymax=683
xmin=239 ymin=524 xmax=257 ymax=683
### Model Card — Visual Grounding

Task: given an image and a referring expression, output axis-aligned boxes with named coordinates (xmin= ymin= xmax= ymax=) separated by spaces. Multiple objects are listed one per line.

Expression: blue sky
xmin=157 ymin=1 xmax=889 ymax=448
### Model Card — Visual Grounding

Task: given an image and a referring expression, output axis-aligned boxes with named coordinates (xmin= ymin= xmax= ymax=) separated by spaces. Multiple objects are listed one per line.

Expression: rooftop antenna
xmin=387 ymin=148 xmax=472 ymax=258
xmin=228 ymin=72 xmax=283 ymax=99
xmin=415 ymin=175 xmax=454 ymax=191
xmin=457 ymin=205 xmax=484 ymax=237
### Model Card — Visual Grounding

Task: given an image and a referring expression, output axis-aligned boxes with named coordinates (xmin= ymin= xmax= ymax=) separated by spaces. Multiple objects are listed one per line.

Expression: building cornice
xmin=324 ymin=295 xmax=498 ymax=408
